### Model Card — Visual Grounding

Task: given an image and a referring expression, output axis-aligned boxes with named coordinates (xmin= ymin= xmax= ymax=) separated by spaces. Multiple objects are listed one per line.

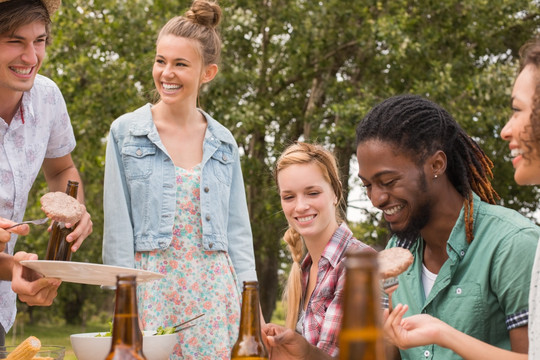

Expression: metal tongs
xmin=5 ymin=217 xmax=49 ymax=230
xmin=153 ymin=313 xmax=205 ymax=335
xmin=381 ymin=277 xmax=400 ymax=313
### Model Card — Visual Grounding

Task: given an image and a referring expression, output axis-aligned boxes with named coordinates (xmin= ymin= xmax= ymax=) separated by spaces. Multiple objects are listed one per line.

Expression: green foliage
xmin=348 ymin=218 xmax=391 ymax=251
xmin=18 ymin=0 xmax=540 ymax=324
xmin=270 ymin=299 xmax=286 ymax=327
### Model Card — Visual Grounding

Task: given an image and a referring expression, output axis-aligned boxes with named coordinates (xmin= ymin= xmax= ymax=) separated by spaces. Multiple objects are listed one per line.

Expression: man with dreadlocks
xmin=355 ymin=94 xmax=539 ymax=359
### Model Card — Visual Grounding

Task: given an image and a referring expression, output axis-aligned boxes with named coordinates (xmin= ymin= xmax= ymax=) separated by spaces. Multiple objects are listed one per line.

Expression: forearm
xmin=103 ymin=137 xmax=134 ymax=267
xmin=439 ymin=323 xmax=526 ymax=360
xmin=46 ymin=166 xmax=85 ymax=203
xmin=227 ymin=155 xmax=257 ymax=283
xmin=42 ymin=154 xmax=85 ymax=203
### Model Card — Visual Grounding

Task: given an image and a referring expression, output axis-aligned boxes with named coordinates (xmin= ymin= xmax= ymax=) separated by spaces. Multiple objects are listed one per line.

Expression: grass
xmin=6 ymin=321 xmax=109 ymax=360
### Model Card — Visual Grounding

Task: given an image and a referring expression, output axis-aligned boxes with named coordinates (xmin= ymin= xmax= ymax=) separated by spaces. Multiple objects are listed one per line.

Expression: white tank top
xmin=422 ymin=263 xmax=438 ymax=299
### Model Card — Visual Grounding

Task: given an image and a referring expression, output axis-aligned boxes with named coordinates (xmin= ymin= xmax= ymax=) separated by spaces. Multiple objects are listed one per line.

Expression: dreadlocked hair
xmin=355 ymin=94 xmax=498 ymax=243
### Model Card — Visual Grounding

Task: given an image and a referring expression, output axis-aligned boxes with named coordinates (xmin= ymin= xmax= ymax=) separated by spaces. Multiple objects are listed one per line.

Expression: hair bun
xmin=185 ymin=0 xmax=222 ymax=29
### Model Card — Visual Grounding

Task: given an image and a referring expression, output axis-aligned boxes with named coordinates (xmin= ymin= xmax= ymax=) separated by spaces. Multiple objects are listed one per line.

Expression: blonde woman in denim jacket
xmin=102 ymin=1 xmax=257 ymax=358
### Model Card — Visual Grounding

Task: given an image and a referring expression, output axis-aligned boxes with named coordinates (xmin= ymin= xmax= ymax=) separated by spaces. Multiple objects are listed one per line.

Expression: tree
xmin=210 ymin=0 xmax=540 ymax=319
xmin=21 ymin=0 xmax=540 ymax=324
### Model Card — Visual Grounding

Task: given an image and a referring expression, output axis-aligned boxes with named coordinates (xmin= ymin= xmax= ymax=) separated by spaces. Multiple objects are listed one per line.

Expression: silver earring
xmin=434 ymin=174 xmax=438 ymax=179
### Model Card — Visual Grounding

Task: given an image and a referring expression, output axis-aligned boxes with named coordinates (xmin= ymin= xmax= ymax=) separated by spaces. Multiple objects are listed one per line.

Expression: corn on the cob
xmin=6 ymin=336 xmax=41 ymax=360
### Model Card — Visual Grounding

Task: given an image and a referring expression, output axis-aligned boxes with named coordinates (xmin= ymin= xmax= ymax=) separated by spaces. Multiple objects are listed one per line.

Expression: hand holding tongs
xmin=5 ymin=217 xmax=49 ymax=230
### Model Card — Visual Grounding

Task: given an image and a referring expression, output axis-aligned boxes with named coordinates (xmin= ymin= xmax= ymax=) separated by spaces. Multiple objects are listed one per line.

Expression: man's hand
xmin=63 ymin=205 xmax=92 ymax=252
xmin=42 ymin=154 xmax=93 ymax=253
xmin=0 ymin=217 xmax=30 ymax=252
xmin=11 ymin=252 xmax=61 ymax=306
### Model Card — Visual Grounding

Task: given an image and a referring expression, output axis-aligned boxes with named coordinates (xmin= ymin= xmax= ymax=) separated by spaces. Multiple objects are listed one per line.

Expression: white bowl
xmin=70 ymin=330 xmax=177 ymax=360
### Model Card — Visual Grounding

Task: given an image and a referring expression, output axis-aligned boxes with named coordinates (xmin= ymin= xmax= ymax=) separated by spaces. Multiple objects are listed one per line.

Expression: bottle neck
xmin=341 ymin=253 xmax=381 ymax=328
xmin=66 ymin=180 xmax=79 ymax=198
xmin=238 ymin=287 xmax=262 ymax=339
xmin=338 ymin=251 xmax=387 ymax=360
xmin=232 ymin=282 xmax=268 ymax=359
xmin=111 ymin=277 xmax=143 ymax=347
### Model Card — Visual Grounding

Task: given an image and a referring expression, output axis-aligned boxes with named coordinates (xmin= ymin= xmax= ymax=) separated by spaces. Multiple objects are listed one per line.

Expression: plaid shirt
xmin=300 ymin=223 xmax=375 ymax=357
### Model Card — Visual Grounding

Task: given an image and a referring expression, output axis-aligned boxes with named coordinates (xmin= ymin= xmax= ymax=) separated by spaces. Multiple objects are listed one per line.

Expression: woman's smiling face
xmin=501 ymin=64 xmax=540 ymax=185
xmin=277 ymin=162 xmax=338 ymax=242
xmin=152 ymin=35 xmax=204 ymax=106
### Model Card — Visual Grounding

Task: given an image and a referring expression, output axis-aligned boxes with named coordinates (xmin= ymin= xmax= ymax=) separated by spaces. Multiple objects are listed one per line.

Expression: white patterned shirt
xmin=0 ymin=74 xmax=75 ymax=331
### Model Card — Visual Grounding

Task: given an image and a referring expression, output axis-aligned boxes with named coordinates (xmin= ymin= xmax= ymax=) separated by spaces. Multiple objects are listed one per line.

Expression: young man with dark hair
xmin=355 ymin=94 xmax=537 ymax=359
xmin=0 ymin=0 xmax=93 ymax=345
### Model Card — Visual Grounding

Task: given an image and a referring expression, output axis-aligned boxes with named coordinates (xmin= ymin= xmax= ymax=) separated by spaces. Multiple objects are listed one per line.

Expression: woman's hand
xmin=383 ymin=303 xmax=444 ymax=349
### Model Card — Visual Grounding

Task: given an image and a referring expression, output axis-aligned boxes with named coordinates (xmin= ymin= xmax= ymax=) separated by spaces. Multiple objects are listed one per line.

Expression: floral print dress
xmin=135 ymin=165 xmax=240 ymax=359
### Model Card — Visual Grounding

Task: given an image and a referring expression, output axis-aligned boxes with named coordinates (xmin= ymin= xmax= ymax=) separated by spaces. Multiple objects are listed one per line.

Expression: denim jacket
xmin=103 ymin=104 xmax=257 ymax=286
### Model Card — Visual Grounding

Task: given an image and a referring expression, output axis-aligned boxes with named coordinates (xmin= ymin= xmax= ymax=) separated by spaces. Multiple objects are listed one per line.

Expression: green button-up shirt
xmin=387 ymin=193 xmax=540 ymax=360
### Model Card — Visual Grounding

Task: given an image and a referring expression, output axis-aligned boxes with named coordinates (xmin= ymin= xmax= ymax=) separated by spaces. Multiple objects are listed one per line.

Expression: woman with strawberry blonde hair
xmin=265 ymin=142 xmax=373 ymax=357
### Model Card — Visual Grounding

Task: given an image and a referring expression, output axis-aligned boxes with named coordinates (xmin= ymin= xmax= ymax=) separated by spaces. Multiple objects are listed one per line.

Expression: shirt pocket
xmin=440 ymin=282 xmax=485 ymax=338
xmin=121 ymin=144 xmax=156 ymax=180
xmin=209 ymin=149 xmax=233 ymax=185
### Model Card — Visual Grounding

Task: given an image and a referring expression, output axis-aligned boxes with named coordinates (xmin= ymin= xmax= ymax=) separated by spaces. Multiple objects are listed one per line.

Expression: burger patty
xmin=40 ymin=191 xmax=84 ymax=225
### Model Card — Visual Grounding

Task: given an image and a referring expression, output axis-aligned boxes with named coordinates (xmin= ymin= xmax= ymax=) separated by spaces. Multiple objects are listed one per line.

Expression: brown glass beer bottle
xmin=45 ymin=180 xmax=78 ymax=261
xmin=339 ymin=250 xmax=386 ymax=360
xmin=231 ymin=281 xmax=268 ymax=360
xmin=106 ymin=275 xmax=146 ymax=360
